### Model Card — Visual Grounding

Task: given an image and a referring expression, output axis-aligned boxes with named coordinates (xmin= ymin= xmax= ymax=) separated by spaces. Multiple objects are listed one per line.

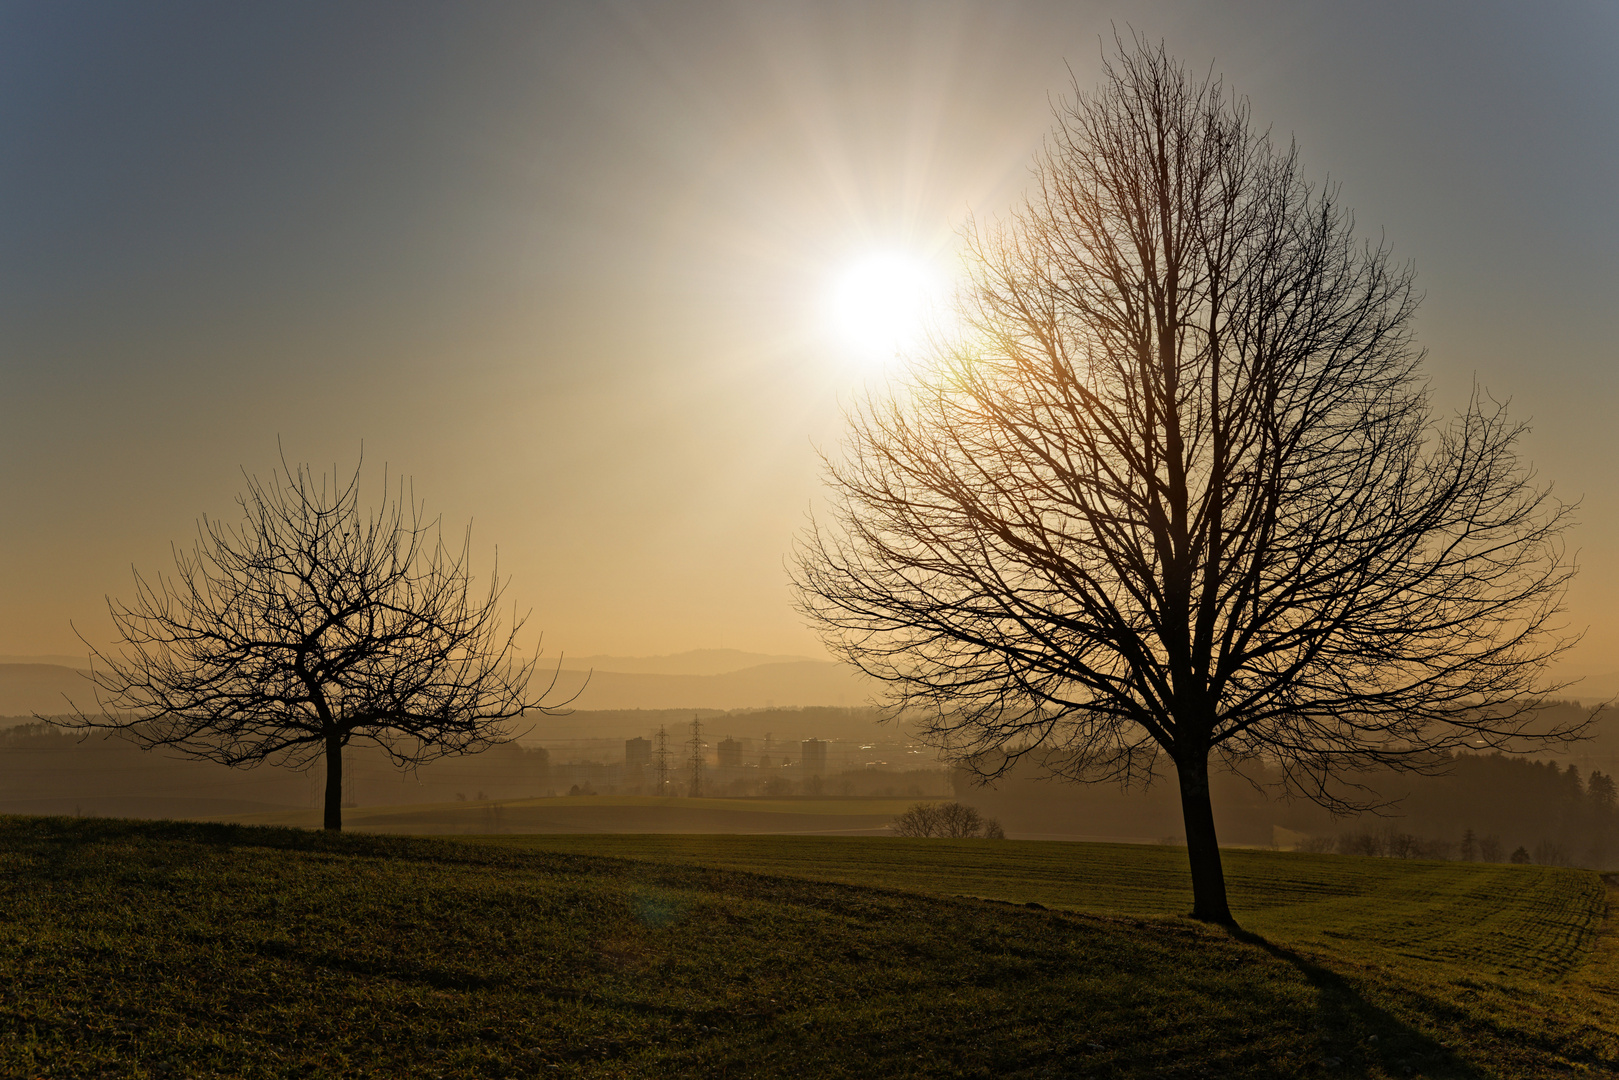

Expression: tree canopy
xmin=74 ymin=454 xmax=564 ymax=829
xmin=794 ymin=38 xmax=1581 ymax=923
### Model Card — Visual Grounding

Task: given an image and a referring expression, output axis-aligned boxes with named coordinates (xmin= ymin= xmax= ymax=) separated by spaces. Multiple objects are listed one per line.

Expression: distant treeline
xmin=1310 ymin=753 xmax=1618 ymax=868
xmin=0 ymin=717 xmax=950 ymax=818
xmin=957 ymin=748 xmax=1619 ymax=869
xmin=0 ymin=721 xmax=553 ymax=818
xmin=1307 ymin=825 xmax=1580 ymax=867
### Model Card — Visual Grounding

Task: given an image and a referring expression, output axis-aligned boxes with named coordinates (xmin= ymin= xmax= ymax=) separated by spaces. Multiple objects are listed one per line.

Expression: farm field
xmin=0 ymin=817 xmax=1614 ymax=1079
xmin=486 ymin=835 xmax=1605 ymax=979
xmin=215 ymin=795 xmax=919 ymax=836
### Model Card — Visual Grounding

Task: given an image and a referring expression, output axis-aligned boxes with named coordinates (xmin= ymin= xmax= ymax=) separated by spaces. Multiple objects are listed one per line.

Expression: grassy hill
xmin=1 ymin=818 xmax=1616 ymax=1078
xmin=482 ymin=835 xmax=1607 ymax=979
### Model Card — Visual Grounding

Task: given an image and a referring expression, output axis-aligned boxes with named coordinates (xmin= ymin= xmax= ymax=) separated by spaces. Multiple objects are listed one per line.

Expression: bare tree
xmin=891 ymin=801 xmax=1004 ymax=838
xmin=892 ymin=802 xmax=945 ymax=837
xmin=70 ymin=453 xmax=567 ymax=830
xmin=795 ymin=38 xmax=1582 ymax=923
xmin=937 ymin=801 xmax=986 ymax=838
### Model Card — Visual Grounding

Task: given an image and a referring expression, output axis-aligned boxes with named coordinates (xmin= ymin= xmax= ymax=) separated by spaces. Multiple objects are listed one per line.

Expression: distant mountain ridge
xmin=12 ymin=651 xmax=1613 ymax=715
xmin=2 ymin=651 xmax=876 ymax=717
xmin=1565 ymin=671 xmax=1619 ymax=701
xmin=553 ymin=649 xmax=821 ymax=676
xmin=0 ymin=664 xmax=97 ymax=716
xmin=543 ymin=660 xmax=874 ymax=711
xmin=0 ymin=655 xmax=93 ymax=670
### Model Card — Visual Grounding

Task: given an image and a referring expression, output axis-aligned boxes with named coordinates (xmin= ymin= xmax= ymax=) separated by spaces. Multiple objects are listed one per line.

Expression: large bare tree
xmin=72 ymin=454 xmax=566 ymax=830
xmin=794 ymin=39 xmax=1581 ymax=924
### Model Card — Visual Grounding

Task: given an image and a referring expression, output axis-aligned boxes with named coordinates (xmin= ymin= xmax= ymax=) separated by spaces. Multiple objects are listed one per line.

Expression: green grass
xmin=1 ymin=818 xmax=1615 ymax=1079
xmin=484 ymin=835 xmax=1605 ymax=979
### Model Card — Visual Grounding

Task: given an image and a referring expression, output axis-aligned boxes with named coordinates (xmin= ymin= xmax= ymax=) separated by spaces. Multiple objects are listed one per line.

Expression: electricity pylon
xmin=654 ymin=725 xmax=670 ymax=796
xmin=688 ymin=715 xmax=704 ymax=798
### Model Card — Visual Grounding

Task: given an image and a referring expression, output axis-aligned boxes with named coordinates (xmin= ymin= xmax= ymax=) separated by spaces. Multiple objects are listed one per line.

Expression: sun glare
xmin=829 ymin=251 xmax=944 ymax=363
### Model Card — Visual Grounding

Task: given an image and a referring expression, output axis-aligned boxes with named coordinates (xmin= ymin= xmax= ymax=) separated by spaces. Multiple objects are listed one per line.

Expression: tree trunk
xmin=1176 ymin=754 xmax=1234 ymax=925
xmin=323 ymin=730 xmax=343 ymax=831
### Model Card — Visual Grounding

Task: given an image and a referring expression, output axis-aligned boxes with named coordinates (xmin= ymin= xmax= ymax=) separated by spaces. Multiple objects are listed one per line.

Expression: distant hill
xmin=543 ymin=660 xmax=877 ymax=710
xmin=0 ymin=652 xmax=880 ymax=718
xmin=1566 ymin=671 xmax=1619 ymax=702
xmin=555 ymin=649 xmax=821 ymax=676
xmin=0 ymin=664 xmax=97 ymax=717
xmin=0 ymin=654 xmax=93 ymax=670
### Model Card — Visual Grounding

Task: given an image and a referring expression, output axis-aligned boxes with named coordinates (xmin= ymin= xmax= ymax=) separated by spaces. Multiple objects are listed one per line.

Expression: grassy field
xmin=0 ymin=818 xmax=1614 ymax=1078
xmin=216 ymin=796 xmax=921 ymax=836
xmin=485 ymin=835 xmax=1605 ymax=980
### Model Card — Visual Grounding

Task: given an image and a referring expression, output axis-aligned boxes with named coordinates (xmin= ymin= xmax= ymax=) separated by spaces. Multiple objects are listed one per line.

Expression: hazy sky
xmin=3 ymin=1 xmax=1617 ymax=678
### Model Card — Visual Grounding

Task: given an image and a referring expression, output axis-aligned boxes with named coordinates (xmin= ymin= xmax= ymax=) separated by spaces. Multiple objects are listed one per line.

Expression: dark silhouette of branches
xmin=891 ymin=801 xmax=1004 ymax=838
xmin=70 ymin=452 xmax=568 ymax=829
xmin=794 ymin=36 xmax=1582 ymax=924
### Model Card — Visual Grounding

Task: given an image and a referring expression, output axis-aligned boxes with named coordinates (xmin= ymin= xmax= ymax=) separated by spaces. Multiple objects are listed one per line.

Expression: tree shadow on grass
xmin=1230 ymin=928 xmax=1488 ymax=1079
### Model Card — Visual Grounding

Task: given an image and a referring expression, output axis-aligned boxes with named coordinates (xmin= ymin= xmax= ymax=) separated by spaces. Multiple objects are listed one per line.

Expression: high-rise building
xmin=717 ymin=738 xmax=742 ymax=768
xmin=625 ymin=737 xmax=651 ymax=769
xmin=800 ymin=738 xmax=827 ymax=777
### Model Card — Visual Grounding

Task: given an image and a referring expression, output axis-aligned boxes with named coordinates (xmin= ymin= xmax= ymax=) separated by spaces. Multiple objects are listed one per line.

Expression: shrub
xmin=1532 ymin=840 xmax=1572 ymax=867
xmin=936 ymin=802 xmax=984 ymax=837
xmin=1338 ymin=831 xmax=1384 ymax=857
xmin=891 ymin=802 xmax=1004 ymax=838
xmin=892 ymin=803 xmax=943 ymax=837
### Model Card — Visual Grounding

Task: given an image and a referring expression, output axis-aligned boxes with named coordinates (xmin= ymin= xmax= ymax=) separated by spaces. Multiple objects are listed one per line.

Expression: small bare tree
xmin=796 ymin=38 xmax=1583 ymax=923
xmin=70 ymin=453 xmax=566 ymax=830
xmin=891 ymin=801 xmax=1003 ymax=838
xmin=936 ymin=801 xmax=985 ymax=838
xmin=892 ymin=802 xmax=945 ymax=837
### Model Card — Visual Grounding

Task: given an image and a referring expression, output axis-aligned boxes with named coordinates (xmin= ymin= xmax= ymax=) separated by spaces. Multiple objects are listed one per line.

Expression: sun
xmin=828 ymin=251 xmax=945 ymax=362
